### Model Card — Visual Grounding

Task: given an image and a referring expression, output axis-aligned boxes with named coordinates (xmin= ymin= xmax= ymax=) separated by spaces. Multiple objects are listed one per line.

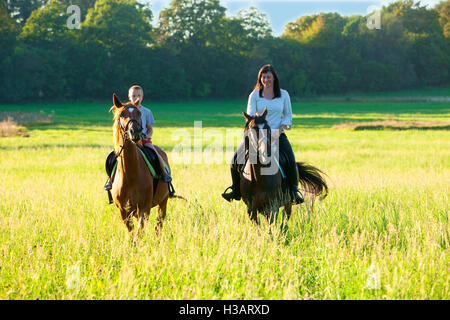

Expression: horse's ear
xmin=242 ymin=111 xmax=252 ymax=121
xmin=113 ymin=93 xmax=122 ymax=108
xmin=261 ymin=108 xmax=268 ymax=118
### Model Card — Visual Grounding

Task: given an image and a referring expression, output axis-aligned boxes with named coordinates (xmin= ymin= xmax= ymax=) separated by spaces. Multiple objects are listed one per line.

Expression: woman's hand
xmin=280 ymin=124 xmax=291 ymax=130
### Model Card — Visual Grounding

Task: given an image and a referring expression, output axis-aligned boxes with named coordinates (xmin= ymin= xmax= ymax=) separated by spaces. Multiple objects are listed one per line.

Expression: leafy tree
xmin=235 ymin=6 xmax=273 ymax=40
xmin=58 ymin=0 xmax=97 ymax=19
xmin=21 ymin=1 xmax=74 ymax=45
xmin=1 ymin=0 xmax=449 ymax=102
xmin=436 ymin=0 xmax=450 ymax=38
xmin=283 ymin=12 xmax=347 ymax=47
xmin=157 ymin=0 xmax=226 ymax=46
xmin=6 ymin=0 xmax=45 ymax=25
xmin=0 ymin=0 xmax=20 ymax=60
xmin=82 ymin=0 xmax=153 ymax=49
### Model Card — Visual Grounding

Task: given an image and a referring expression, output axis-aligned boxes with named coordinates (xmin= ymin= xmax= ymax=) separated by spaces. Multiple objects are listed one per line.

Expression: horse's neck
xmin=118 ymin=140 xmax=140 ymax=180
xmin=250 ymin=161 xmax=279 ymax=186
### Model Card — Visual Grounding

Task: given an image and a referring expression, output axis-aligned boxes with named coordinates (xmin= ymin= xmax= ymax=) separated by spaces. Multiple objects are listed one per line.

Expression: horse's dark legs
xmin=284 ymin=203 xmax=292 ymax=220
xmin=266 ymin=205 xmax=279 ymax=225
xmin=155 ymin=197 xmax=168 ymax=236
xmin=247 ymin=208 xmax=259 ymax=225
xmin=280 ymin=203 xmax=292 ymax=234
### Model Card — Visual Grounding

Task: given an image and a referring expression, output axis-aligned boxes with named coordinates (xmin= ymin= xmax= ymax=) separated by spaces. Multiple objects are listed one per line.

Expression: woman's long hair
xmin=253 ymin=64 xmax=281 ymax=98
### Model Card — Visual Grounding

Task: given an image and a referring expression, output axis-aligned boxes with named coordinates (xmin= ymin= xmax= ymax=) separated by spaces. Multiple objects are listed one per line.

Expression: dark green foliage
xmin=6 ymin=0 xmax=45 ymax=25
xmin=0 ymin=0 xmax=449 ymax=102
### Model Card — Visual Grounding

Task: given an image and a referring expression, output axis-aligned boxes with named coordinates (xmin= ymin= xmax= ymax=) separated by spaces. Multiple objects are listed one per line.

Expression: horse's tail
xmin=296 ymin=162 xmax=328 ymax=200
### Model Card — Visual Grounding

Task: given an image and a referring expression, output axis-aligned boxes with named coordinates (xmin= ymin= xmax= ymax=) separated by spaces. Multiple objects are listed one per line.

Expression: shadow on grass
xmin=0 ymin=144 xmax=108 ymax=151
xmin=353 ymin=125 xmax=450 ymax=131
xmin=1 ymin=100 xmax=448 ymax=131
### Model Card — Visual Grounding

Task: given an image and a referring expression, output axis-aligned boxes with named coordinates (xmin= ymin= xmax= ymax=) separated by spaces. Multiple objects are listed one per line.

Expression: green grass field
xmin=0 ymin=92 xmax=449 ymax=299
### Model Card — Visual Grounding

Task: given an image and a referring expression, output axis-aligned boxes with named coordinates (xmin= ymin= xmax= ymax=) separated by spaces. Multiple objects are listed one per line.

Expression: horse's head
xmin=111 ymin=93 xmax=143 ymax=143
xmin=242 ymin=108 xmax=271 ymax=165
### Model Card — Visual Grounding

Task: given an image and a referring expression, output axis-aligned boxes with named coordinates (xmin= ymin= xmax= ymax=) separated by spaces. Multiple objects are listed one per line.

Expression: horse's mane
xmin=110 ymin=105 xmax=124 ymax=154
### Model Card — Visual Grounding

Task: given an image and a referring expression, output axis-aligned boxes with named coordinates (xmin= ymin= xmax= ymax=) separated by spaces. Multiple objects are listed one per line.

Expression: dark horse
xmin=110 ymin=93 xmax=171 ymax=236
xmin=240 ymin=109 xmax=328 ymax=227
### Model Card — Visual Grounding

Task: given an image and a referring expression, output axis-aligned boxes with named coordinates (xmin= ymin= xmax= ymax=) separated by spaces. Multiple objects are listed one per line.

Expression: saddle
xmin=105 ymin=146 xmax=163 ymax=179
xmin=105 ymin=145 xmax=175 ymax=201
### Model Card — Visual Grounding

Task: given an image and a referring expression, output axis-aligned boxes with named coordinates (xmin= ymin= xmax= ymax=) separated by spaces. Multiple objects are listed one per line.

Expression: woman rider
xmin=221 ymin=64 xmax=304 ymax=204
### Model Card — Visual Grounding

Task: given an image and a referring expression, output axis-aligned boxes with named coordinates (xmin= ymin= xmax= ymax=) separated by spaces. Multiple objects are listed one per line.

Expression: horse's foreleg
xmin=284 ymin=203 xmax=292 ymax=221
xmin=280 ymin=203 xmax=292 ymax=235
xmin=247 ymin=208 xmax=259 ymax=225
xmin=136 ymin=211 xmax=146 ymax=237
xmin=120 ymin=209 xmax=134 ymax=233
xmin=155 ymin=198 xmax=168 ymax=236
xmin=267 ymin=207 xmax=279 ymax=225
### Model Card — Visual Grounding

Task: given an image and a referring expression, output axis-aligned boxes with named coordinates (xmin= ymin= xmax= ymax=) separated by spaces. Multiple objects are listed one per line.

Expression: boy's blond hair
xmin=128 ymin=85 xmax=144 ymax=99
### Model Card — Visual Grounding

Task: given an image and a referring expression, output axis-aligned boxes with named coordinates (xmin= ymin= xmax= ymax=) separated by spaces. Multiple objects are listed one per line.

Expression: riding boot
xmin=222 ymin=166 xmax=241 ymax=202
xmin=279 ymin=133 xmax=304 ymax=205
xmin=289 ymin=165 xmax=304 ymax=205
xmin=291 ymin=186 xmax=304 ymax=204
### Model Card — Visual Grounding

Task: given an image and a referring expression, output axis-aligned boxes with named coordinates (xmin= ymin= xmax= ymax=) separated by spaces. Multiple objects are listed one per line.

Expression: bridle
xmin=116 ymin=108 xmax=143 ymax=158
xmin=244 ymin=117 xmax=272 ymax=167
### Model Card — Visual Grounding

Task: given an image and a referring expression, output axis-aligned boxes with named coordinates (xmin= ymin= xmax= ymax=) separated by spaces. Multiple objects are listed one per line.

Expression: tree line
xmin=1 ymin=0 xmax=449 ymax=102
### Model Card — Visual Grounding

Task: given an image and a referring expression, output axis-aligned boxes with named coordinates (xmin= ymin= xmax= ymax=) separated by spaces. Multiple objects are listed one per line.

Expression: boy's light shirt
xmin=139 ymin=105 xmax=155 ymax=136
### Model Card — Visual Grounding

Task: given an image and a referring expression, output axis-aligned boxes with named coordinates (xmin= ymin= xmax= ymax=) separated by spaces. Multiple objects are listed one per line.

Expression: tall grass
xmin=0 ymin=97 xmax=448 ymax=299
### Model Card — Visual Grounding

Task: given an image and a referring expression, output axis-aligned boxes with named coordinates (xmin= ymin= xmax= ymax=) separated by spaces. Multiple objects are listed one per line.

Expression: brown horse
xmin=110 ymin=93 xmax=171 ymax=236
xmin=240 ymin=109 xmax=328 ymax=228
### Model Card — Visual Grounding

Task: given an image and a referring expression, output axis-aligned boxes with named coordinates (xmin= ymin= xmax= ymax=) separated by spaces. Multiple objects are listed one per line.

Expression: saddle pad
xmin=138 ymin=146 xmax=161 ymax=178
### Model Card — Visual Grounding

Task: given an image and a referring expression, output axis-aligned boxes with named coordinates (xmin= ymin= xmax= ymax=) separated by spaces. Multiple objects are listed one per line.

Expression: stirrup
xmin=222 ymin=186 xmax=233 ymax=194
xmin=222 ymin=186 xmax=240 ymax=202
xmin=104 ymin=179 xmax=112 ymax=191
xmin=291 ymin=188 xmax=304 ymax=205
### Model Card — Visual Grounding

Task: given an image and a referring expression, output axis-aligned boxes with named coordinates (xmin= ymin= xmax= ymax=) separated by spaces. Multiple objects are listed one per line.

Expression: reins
xmin=244 ymin=119 xmax=272 ymax=182
xmin=115 ymin=118 xmax=142 ymax=158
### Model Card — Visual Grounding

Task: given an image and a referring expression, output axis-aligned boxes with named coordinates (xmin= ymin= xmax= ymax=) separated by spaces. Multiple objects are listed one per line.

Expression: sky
xmin=140 ymin=0 xmax=442 ymax=36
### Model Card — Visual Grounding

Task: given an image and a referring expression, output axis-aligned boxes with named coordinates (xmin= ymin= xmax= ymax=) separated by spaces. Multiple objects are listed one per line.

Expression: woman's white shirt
xmin=246 ymin=89 xmax=293 ymax=130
